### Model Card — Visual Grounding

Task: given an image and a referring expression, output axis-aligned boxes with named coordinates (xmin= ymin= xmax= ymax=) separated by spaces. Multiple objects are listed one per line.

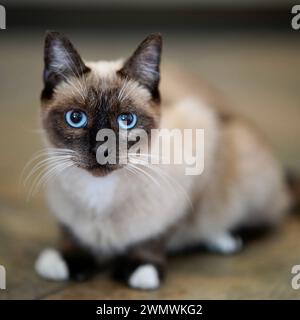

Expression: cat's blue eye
xmin=117 ymin=112 xmax=137 ymax=130
xmin=65 ymin=110 xmax=88 ymax=128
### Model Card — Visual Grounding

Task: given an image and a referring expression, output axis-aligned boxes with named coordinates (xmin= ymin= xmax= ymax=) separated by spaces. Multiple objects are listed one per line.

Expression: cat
xmin=34 ymin=31 xmax=292 ymax=290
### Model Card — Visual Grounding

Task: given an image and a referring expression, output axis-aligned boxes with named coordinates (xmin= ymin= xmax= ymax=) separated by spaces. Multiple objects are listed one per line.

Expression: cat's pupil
xmin=70 ymin=111 xmax=82 ymax=124
xmin=120 ymin=113 xmax=133 ymax=124
xmin=117 ymin=112 xmax=137 ymax=130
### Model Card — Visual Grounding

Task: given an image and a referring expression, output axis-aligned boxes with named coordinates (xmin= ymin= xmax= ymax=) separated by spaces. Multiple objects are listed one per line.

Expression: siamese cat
xmin=35 ymin=31 xmax=292 ymax=290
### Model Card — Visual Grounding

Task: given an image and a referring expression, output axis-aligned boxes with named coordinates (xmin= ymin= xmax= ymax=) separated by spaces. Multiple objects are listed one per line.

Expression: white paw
xmin=35 ymin=248 xmax=69 ymax=281
xmin=128 ymin=264 xmax=160 ymax=290
xmin=206 ymin=234 xmax=243 ymax=255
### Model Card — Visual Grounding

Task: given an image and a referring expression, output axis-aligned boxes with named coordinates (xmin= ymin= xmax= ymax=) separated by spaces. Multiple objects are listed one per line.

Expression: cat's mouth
xmin=70 ymin=152 xmax=126 ymax=177
xmin=77 ymin=162 xmax=121 ymax=177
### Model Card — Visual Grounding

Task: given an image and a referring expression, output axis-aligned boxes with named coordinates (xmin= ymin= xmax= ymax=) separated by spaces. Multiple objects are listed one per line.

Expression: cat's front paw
xmin=35 ymin=248 xmax=69 ymax=281
xmin=128 ymin=264 xmax=160 ymax=290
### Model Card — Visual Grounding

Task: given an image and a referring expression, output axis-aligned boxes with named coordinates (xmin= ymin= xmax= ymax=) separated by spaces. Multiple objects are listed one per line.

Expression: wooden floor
xmin=0 ymin=31 xmax=300 ymax=299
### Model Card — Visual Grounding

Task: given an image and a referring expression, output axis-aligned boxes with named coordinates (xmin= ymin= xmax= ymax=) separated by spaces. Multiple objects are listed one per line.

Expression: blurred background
xmin=0 ymin=0 xmax=300 ymax=299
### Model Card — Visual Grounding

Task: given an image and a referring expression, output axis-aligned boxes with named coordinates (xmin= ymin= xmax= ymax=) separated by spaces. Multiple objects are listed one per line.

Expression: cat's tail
xmin=286 ymin=169 xmax=300 ymax=212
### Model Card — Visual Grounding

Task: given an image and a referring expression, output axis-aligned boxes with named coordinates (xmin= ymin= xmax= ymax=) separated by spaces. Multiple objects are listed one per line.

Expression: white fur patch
xmin=206 ymin=234 xmax=243 ymax=255
xmin=128 ymin=264 xmax=160 ymax=290
xmin=35 ymin=248 xmax=69 ymax=281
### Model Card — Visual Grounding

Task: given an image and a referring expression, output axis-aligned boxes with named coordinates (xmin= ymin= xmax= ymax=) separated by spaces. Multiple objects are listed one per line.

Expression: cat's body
xmin=35 ymin=32 xmax=291 ymax=290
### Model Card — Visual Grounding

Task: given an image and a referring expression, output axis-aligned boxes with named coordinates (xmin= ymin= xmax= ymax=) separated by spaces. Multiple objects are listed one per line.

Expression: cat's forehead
xmin=86 ymin=60 xmax=124 ymax=78
xmin=51 ymin=60 xmax=152 ymax=111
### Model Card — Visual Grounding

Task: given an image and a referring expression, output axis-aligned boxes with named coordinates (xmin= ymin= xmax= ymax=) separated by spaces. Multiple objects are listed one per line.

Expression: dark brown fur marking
xmin=42 ymin=31 xmax=90 ymax=101
xmin=59 ymin=225 xmax=98 ymax=281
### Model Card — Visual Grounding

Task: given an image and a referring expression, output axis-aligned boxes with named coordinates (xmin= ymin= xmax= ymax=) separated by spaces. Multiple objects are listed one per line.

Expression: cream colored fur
xmin=45 ymin=60 xmax=291 ymax=257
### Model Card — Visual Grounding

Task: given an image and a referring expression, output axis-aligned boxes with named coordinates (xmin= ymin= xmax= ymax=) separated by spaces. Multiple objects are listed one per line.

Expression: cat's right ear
xmin=118 ymin=33 xmax=162 ymax=101
xmin=42 ymin=31 xmax=90 ymax=100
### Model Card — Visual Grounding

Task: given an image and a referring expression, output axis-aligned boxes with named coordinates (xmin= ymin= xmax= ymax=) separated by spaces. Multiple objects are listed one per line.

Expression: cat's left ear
xmin=118 ymin=33 xmax=162 ymax=101
xmin=42 ymin=31 xmax=90 ymax=100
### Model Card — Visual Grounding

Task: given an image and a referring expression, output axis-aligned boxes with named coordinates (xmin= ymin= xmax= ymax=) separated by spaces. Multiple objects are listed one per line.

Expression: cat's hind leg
xmin=203 ymin=232 xmax=243 ymax=255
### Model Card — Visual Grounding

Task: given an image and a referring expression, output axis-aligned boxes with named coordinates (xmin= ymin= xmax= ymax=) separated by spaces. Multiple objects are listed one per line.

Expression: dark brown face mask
xmin=41 ymin=31 xmax=162 ymax=176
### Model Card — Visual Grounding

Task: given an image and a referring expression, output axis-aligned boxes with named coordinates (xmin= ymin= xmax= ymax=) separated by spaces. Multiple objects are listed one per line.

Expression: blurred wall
xmin=2 ymin=0 xmax=293 ymax=32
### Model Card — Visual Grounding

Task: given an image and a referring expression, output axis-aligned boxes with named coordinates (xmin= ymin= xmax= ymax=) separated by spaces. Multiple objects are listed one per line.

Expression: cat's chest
xmin=49 ymin=167 xmax=190 ymax=255
xmin=59 ymin=167 xmax=120 ymax=213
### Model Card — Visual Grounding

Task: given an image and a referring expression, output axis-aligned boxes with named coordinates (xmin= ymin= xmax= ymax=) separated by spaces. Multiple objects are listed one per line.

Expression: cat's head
xmin=40 ymin=31 xmax=162 ymax=176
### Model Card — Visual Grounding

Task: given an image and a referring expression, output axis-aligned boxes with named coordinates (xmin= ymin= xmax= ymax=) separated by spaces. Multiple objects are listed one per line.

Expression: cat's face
xmin=40 ymin=32 xmax=162 ymax=176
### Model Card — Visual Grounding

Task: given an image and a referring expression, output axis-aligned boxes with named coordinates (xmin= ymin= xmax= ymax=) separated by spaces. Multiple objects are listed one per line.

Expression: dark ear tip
xmin=45 ymin=30 xmax=59 ymax=38
xmin=44 ymin=31 xmax=67 ymax=45
xmin=147 ymin=32 xmax=163 ymax=45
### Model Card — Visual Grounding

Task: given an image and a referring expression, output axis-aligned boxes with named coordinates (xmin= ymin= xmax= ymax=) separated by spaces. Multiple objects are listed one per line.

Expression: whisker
xmin=127 ymin=152 xmax=167 ymax=164
xmin=21 ymin=147 xmax=77 ymax=200
xmin=128 ymin=156 xmax=193 ymax=211
xmin=127 ymin=163 xmax=161 ymax=188
xmin=53 ymin=69 xmax=86 ymax=102
xmin=27 ymin=160 xmax=74 ymax=200
xmin=33 ymin=161 xmax=74 ymax=195
xmin=22 ymin=155 xmax=73 ymax=186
